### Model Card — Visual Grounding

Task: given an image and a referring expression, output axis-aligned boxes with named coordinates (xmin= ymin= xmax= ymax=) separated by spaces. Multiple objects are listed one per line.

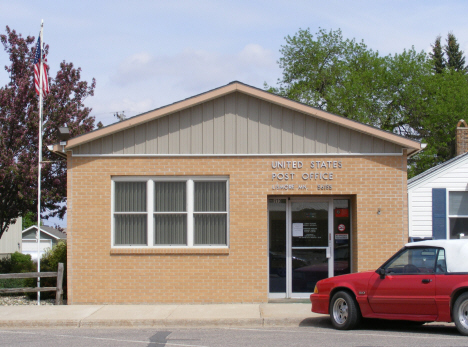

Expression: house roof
xmin=408 ymin=151 xmax=468 ymax=189
xmin=64 ymin=81 xmax=421 ymax=156
xmin=22 ymin=225 xmax=67 ymax=240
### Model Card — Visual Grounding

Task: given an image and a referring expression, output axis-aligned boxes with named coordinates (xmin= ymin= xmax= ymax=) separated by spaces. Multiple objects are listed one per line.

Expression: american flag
xmin=33 ymin=35 xmax=49 ymax=97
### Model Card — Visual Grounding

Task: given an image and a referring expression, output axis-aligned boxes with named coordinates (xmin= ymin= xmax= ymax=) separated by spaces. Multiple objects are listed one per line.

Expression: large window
xmin=449 ymin=191 xmax=468 ymax=239
xmin=113 ymin=177 xmax=228 ymax=247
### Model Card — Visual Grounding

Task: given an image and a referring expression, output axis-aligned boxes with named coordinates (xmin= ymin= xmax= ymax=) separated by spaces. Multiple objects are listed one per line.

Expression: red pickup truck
xmin=311 ymin=240 xmax=468 ymax=335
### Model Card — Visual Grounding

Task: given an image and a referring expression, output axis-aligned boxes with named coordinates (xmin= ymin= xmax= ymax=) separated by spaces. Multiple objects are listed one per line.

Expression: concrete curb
xmin=0 ymin=304 xmax=319 ymax=328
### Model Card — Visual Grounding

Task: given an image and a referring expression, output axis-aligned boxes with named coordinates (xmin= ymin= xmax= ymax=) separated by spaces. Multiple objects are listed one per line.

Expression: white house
xmin=0 ymin=218 xmax=22 ymax=258
xmin=408 ymin=120 xmax=468 ymax=240
xmin=22 ymin=225 xmax=66 ymax=260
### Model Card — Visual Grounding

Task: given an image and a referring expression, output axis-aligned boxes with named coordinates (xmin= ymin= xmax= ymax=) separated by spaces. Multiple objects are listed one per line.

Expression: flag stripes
xmin=33 ymin=35 xmax=50 ymax=97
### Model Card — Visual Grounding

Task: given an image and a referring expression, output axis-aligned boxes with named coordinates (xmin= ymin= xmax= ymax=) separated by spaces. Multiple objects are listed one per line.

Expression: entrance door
xmin=290 ymin=200 xmax=331 ymax=296
xmin=269 ymin=197 xmax=348 ymax=298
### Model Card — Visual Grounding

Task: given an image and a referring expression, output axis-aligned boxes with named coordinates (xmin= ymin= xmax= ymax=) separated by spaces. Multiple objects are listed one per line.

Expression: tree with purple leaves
xmin=0 ymin=26 xmax=96 ymax=239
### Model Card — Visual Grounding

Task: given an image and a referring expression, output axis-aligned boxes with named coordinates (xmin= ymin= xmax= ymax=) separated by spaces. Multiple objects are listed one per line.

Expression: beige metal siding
xmin=259 ymin=101 xmax=271 ymax=154
xmin=224 ymin=93 xmax=237 ymax=153
xmin=282 ymin=108 xmax=293 ymax=153
xmin=191 ymin=105 xmax=203 ymax=154
xmin=338 ymin=127 xmax=351 ymax=153
xmin=236 ymin=93 xmax=248 ymax=154
xmin=73 ymin=92 xmax=404 ymax=155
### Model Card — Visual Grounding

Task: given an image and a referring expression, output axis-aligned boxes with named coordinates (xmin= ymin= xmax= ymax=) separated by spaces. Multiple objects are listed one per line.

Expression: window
xmin=384 ymin=247 xmax=440 ymax=274
xmin=154 ymin=182 xmax=187 ymax=245
xmin=449 ymin=191 xmax=468 ymax=239
xmin=194 ymin=182 xmax=227 ymax=245
xmin=114 ymin=182 xmax=147 ymax=245
xmin=112 ymin=177 xmax=228 ymax=247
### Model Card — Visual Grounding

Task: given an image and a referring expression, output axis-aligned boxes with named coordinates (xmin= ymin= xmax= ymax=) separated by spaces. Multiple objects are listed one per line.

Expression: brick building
xmin=55 ymin=82 xmax=421 ymax=304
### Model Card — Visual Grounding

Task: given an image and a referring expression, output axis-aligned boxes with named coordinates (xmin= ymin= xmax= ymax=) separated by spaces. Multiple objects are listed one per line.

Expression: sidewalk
xmin=0 ymin=303 xmax=324 ymax=328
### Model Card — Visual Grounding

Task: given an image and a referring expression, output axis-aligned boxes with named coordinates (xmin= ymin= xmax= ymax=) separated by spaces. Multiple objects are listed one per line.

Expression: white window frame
xmin=111 ymin=176 xmax=229 ymax=248
xmin=447 ymin=189 xmax=468 ymax=239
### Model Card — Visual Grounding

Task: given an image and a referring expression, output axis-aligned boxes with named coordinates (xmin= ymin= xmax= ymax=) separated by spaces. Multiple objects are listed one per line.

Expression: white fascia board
xmin=22 ymin=226 xmax=61 ymax=240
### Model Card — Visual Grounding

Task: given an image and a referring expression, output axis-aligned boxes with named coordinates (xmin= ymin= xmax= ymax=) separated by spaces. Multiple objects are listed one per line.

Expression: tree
xmin=266 ymin=28 xmax=384 ymax=122
xmin=445 ymin=33 xmax=467 ymax=73
xmin=407 ymin=70 xmax=468 ymax=176
xmin=266 ymin=28 xmax=431 ymax=131
xmin=22 ymin=211 xmax=39 ymax=229
xmin=268 ymin=28 xmax=468 ymax=177
xmin=429 ymin=36 xmax=445 ymax=74
xmin=0 ymin=26 xmax=96 ymax=239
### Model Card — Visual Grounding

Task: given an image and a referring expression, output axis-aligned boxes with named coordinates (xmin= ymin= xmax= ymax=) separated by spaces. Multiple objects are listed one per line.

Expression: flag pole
xmin=36 ymin=19 xmax=44 ymax=306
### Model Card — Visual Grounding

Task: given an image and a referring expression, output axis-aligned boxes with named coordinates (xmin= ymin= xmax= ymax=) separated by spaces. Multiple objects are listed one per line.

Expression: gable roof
xmin=22 ymin=225 xmax=67 ymax=240
xmin=64 ymin=81 xmax=421 ymax=156
xmin=408 ymin=151 xmax=468 ymax=189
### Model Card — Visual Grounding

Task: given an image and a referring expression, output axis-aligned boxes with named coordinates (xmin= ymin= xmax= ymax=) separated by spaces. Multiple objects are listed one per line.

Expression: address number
xmin=317 ymin=184 xmax=332 ymax=190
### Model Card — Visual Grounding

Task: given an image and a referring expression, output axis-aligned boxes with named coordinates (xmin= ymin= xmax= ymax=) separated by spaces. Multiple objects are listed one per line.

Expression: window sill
xmin=110 ymin=248 xmax=229 ymax=255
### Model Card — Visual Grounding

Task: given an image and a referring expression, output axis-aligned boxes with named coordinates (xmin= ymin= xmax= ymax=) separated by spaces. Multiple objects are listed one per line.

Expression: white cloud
xmin=112 ymin=43 xmax=278 ymax=91
xmin=91 ymin=43 xmax=281 ymax=125
xmin=238 ymin=44 xmax=276 ymax=68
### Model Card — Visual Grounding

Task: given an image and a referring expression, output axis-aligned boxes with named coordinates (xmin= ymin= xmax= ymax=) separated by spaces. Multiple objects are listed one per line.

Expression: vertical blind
xmin=154 ymin=214 xmax=187 ymax=244
xmin=115 ymin=215 xmax=147 ymax=245
xmin=114 ymin=179 xmax=228 ymax=246
xmin=114 ymin=182 xmax=147 ymax=245
xmin=194 ymin=181 xmax=226 ymax=211
xmin=115 ymin=182 xmax=146 ymax=212
xmin=154 ymin=182 xmax=186 ymax=212
xmin=194 ymin=214 xmax=226 ymax=245
xmin=194 ymin=182 xmax=227 ymax=245
xmin=154 ymin=182 xmax=187 ymax=245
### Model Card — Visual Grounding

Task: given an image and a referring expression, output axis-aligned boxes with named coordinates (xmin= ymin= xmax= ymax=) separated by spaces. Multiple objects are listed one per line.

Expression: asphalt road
xmin=0 ymin=317 xmax=466 ymax=347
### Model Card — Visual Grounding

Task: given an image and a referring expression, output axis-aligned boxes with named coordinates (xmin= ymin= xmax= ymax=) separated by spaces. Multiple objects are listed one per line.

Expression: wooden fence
xmin=0 ymin=262 xmax=64 ymax=305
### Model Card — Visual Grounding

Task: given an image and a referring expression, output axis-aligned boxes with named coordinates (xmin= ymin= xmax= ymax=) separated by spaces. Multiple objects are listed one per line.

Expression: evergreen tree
xmin=445 ymin=33 xmax=467 ymax=73
xmin=429 ymin=36 xmax=445 ymax=73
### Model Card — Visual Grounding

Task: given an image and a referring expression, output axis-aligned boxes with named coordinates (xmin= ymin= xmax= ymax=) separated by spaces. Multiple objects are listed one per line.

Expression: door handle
xmin=422 ymin=279 xmax=432 ymax=284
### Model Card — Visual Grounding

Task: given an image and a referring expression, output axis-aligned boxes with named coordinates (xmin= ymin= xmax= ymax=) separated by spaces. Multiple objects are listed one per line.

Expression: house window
xmin=448 ymin=191 xmax=468 ymax=239
xmin=112 ymin=177 xmax=228 ymax=247
xmin=194 ymin=181 xmax=227 ymax=245
xmin=154 ymin=182 xmax=187 ymax=245
xmin=114 ymin=182 xmax=147 ymax=245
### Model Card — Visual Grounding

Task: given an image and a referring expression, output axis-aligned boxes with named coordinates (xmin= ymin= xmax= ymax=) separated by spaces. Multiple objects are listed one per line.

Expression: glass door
xmin=290 ymin=200 xmax=332 ymax=297
xmin=268 ymin=199 xmax=287 ymax=295
xmin=268 ymin=198 xmax=334 ymax=299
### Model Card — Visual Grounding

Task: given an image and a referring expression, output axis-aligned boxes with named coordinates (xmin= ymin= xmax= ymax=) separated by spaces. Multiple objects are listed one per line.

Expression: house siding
xmin=408 ymin=156 xmax=468 ymax=238
xmin=0 ymin=218 xmax=22 ymax=257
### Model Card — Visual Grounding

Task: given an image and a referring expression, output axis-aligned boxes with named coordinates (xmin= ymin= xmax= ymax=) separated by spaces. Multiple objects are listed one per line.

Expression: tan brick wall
xmin=67 ymin=154 xmax=408 ymax=304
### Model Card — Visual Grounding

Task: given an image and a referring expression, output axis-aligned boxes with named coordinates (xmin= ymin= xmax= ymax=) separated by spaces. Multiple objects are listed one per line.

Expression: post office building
xmin=57 ymin=81 xmax=421 ymax=304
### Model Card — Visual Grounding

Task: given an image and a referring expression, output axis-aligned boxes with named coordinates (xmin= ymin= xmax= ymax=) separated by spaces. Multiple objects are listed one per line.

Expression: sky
xmin=1 ymin=0 xmax=468 ymax=227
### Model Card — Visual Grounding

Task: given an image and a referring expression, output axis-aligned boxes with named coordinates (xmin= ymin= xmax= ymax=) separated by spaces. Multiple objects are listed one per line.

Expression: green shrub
xmin=0 ymin=252 xmax=35 ymax=274
xmin=0 ymin=278 xmax=26 ymax=290
xmin=0 ymin=252 xmax=35 ymax=295
xmin=27 ymin=241 xmax=67 ymax=300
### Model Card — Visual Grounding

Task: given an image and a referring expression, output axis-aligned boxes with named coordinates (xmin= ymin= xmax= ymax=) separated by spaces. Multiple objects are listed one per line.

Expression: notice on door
xmin=292 ymin=223 xmax=304 ymax=237
xmin=335 ymin=234 xmax=349 ymax=240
